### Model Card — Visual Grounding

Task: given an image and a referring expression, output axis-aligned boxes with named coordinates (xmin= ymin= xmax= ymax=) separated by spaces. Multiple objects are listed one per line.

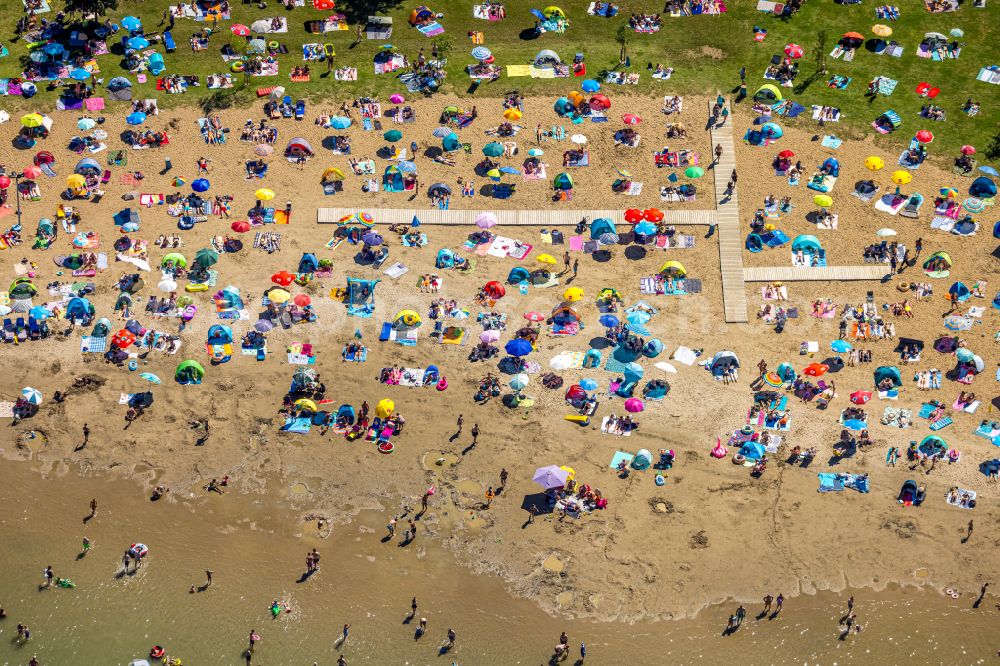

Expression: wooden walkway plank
xmin=743 ymin=266 xmax=889 ymax=282
xmin=318 ymin=208 xmax=719 ymax=227
xmin=707 ymin=99 xmax=748 ymax=323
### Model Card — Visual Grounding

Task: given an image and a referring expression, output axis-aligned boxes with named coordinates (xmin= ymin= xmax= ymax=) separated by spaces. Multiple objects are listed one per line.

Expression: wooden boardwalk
xmin=743 ymin=266 xmax=890 ymax=282
xmin=317 ymin=207 xmax=718 ymax=226
xmin=707 ymin=101 xmax=749 ymax=323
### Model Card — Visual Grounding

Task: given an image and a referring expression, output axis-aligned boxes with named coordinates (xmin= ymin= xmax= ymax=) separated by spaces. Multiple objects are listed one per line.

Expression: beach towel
xmin=382 ymin=261 xmax=409 ymax=279
xmin=821 ymin=135 xmax=843 ymax=149
xmin=80 ymin=335 xmax=107 ymax=353
xmin=929 ymin=416 xmax=952 ymax=431
xmin=281 ymin=416 xmax=312 ymax=433
xmin=506 ymin=65 xmax=533 ymax=77
xmin=946 ymin=488 xmax=976 ymax=509
xmin=609 ymin=451 xmax=635 ymax=468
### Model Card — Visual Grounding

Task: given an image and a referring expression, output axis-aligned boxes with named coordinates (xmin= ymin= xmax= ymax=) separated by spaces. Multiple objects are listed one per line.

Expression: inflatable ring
xmin=268 ymin=41 xmax=278 ymax=50
xmin=178 ymin=218 xmax=194 ymax=231
xmin=951 ymin=592 xmax=959 ymax=598
xmin=378 ymin=441 xmax=394 ymax=454
xmin=945 ymin=588 xmax=954 ymax=595
xmin=733 ymin=453 xmax=746 ymax=465
xmin=150 ymin=646 xmax=165 ymax=659
xmin=436 ymin=377 xmax=448 ymax=391
xmin=185 ymin=283 xmax=208 ymax=293
xmin=230 ymin=61 xmax=245 ymax=73
xmin=897 ymin=281 xmax=910 ymax=292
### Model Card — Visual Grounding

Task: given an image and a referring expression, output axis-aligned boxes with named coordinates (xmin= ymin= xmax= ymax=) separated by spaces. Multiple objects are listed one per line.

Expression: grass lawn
xmin=1 ymin=0 xmax=997 ymax=159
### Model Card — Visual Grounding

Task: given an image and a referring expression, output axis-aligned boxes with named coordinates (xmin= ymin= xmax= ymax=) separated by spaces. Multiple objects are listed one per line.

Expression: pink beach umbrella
xmin=475 ymin=212 xmax=497 ymax=229
xmin=624 ymin=397 xmax=645 ymax=413
xmin=390 ymin=93 xmax=405 ymax=104
xmin=784 ymin=43 xmax=804 ymax=58
xmin=480 ymin=330 xmax=500 ymax=344
xmin=231 ymin=24 xmax=251 ymax=37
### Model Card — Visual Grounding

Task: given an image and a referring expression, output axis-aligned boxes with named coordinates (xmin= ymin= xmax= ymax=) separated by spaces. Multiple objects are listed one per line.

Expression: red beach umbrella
xmin=915 ymin=130 xmax=934 ymax=143
xmin=784 ymin=43 xmax=804 ymax=58
xmin=293 ymin=294 xmax=311 ymax=307
xmin=778 ymin=149 xmax=795 ymax=158
xmin=231 ymin=220 xmax=250 ymax=233
xmin=230 ymin=24 xmax=251 ymax=37
xmin=624 ymin=208 xmax=643 ymax=223
xmin=271 ymin=270 xmax=295 ymax=286
xmin=960 ymin=145 xmax=975 ymax=155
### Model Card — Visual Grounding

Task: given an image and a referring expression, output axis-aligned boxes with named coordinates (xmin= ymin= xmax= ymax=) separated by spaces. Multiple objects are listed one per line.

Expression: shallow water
xmin=0 ymin=461 xmax=995 ymax=665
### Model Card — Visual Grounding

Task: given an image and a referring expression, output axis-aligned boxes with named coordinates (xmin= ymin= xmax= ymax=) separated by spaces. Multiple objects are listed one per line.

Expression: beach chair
xmin=164 ymin=31 xmax=176 ymax=52
xmin=14 ymin=318 xmax=27 ymax=342
xmin=281 ymin=96 xmax=293 ymax=117
xmin=28 ymin=317 xmax=41 ymax=340
xmin=295 ymin=100 xmax=305 ymax=120
xmin=1 ymin=319 xmax=14 ymax=343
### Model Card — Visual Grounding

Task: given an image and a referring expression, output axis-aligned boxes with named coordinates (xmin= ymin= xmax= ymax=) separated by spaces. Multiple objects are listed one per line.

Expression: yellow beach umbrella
xmin=503 ymin=108 xmax=522 ymax=121
xmin=21 ymin=113 xmax=45 ymax=128
xmin=66 ymin=174 xmax=86 ymax=188
xmin=891 ymin=170 xmax=912 ymax=185
xmin=563 ymin=286 xmax=584 ymax=302
xmin=375 ymin=398 xmax=395 ymax=419
xmin=871 ymin=24 xmax=892 ymax=37
xmin=813 ymin=194 xmax=833 ymax=208
xmin=864 ymin=156 xmax=884 ymax=171
xmin=269 ymin=288 xmax=290 ymax=304
xmin=255 ymin=188 xmax=275 ymax=201
xmin=294 ymin=398 xmax=318 ymax=412
xmin=536 ymin=253 xmax=557 ymax=265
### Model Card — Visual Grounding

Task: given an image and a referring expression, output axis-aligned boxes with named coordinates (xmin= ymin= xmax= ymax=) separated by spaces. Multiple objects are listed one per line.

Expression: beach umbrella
xmin=171 ymin=177 xmax=187 ymax=189
xmin=41 ymin=42 xmax=64 ymax=56
xmin=803 ymin=363 xmax=828 ymax=376
xmin=784 ymin=43 xmax=804 ymax=58
xmin=255 ymin=188 xmax=275 ymax=201
xmin=139 ymin=373 xmax=161 ymax=384
xmin=635 ymin=221 xmax=657 ymax=236
xmin=77 ymin=117 xmax=96 ymax=130
xmin=71 ymin=68 xmax=92 ymax=81
xmin=293 ymin=294 xmax=311 ymax=307
xmin=763 ymin=372 xmax=783 ymax=387
xmin=753 ymin=115 xmax=772 ymax=126
xmin=29 ymin=51 xmax=49 ymax=63
xmin=963 ymin=198 xmax=985 ymax=213
xmin=761 ymin=122 xmax=783 ymax=138
xmin=383 ymin=129 xmax=402 ymax=142
xmin=624 ymin=397 xmax=645 ymax=413
xmin=891 ymin=171 xmax=912 ymax=185
xmin=66 ymin=174 xmax=86 ymax=188
xmin=126 ymin=112 xmax=146 ymax=125
xmin=622 ymin=113 xmax=641 ymax=125
xmin=482 ymin=142 xmax=504 ymax=157
xmin=28 ymin=305 xmax=51 ymax=320
xmin=91 ymin=129 xmax=108 ymax=141
xmin=581 ymin=79 xmax=601 ymax=92
xmin=157 ymin=278 xmax=177 ymax=292
xmin=162 ymin=252 xmax=187 ymax=268
xmin=524 ymin=311 xmax=545 ymax=323
xmin=616 ymin=168 xmax=633 ymax=181
xmin=831 ymin=340 xmax=852 ymax=353
xmin=940 ymin=187 xmax=958 ymax=198
xmin=268 ymin=87 xmax=286 ymax=101
xmin=121 ymin=16 xmax=142 ymax=32
xmin=194 ymin=248 xmax=219 ymax=268
xmin=127 ymin=36 xmax=149 ymax=50
xmin=503 ymin=108 xmax=522 ymax=121
xmin=509 ymin=373 xmax=530 ymax=391
xmin=389 ymin=93 xmax=405 ymax=104
xmin=626 ymin=311 xmax=650 ymax=327
xmin=599 ymin=314 xmax=619 ymax=328
xmin=570 ymin=134 xmax=587 ymax=145
xmin=375 ymin=399 xmax=395 ymax=419
xmin=269 ymin=289 xmax=291 ymax=304
xmin=254 ymin=320 xmax=274 ymax=333
xmin=231 ymin=23 xmax=251 ymax=36
xmin=960 ymin=145 xmax=976 ymax=155
xmin=475 ymin=212 xmax=497 ymax=229
xmin=23 ymin=165 xmax=42 ymax=179
xmin=486 ymin=167 xmax=501 ymax=181
xmin=528 ymin=148 xmax=543 ymax=157
xmin=777 ymin=149 xmax=795 ymax=158
xmin=643 ymin=208 xmax=664 ymax=222
xmin=21 ymin=113 xmax=45 ymax=128
xmin=533 ymin=465 xmax=569 ymax=490
xmin=397 ymin=160 xmax=417 ymax=174
xmin=500 ymin=166 xmax=521 ymax=176
xmin=362 ymin=232 xmax=384 ymax=246
xmin=872 ymin=24 xmax=892 ymax=37
xmin=0 ymin=176 xmax=10 ymax=189
xmin=580 ymin=378 xmax=598 ymax=391
xmin=535 ymin=254 xmax=557 ymax=265
xmin=876 ymin=228 xmax=897 ymax=237
xmin=955 ymin=348 xmax=975 ymax=363
xmin=479 ymin=330 xmax=501 ymax=345
xmin=624 ymin=208 xmax=644 ymax=223
xmin=950 ymin=28 xmax=964 ymax=37
xmin=864 ymin=155 xmax=884 ymax=171
xmin=850 ymin=390 xmax=872 ymax=405
xmin=505 ymin=338 xmax=533 ymax=357
xmin=271 ymin=271 xmax=295 ymax=286
xmin=684 ymin=166 xmax=704 ymax=178
xmin=813 ymin=194 xmax=833 ymax=208
xmin=191 ymin=178 xmax=210 ymax=193
xmin=563 ymin=287 xmax=584 ymax=302
xmin=471 ymin=46 xmax=491 ymax=61
xmin=329 ymin=116 xmax=351 ymax=129
xmin=313 ymin=0 xmax=336 ymax=8
xmin=432 ymin=126 xmax=452 ymax=138
xmin=246 ymin=38 xmax=266 ymax=53
xmin=20 ymin=387 xmax=42 ymax=405
xmin=915 ymin=130 xmax=934 ymax=143
xmin=979 ymin=166 xmax=999 ymax=177
xmin=655 ymin=361 xmax=678 ymax=374
xmin=623 ymin=362 xmax=644 ymax=379
xmin=254 ymin=145 xmax=273 ymax=157
xmin=230 ymin=220 xmax=250 ymax=233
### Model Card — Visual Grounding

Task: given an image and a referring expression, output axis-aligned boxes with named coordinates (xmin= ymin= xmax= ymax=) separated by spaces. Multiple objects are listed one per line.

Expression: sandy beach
xmin=1 ymin=86 xmax=998 ymax=664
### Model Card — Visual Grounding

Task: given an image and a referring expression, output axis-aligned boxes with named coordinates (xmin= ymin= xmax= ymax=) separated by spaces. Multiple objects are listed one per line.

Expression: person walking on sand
xmin=205 ymin=569 xmax=213 ymax=587
xmin=499 ymin=468 xmax=508 ymax=489
xmin=89 ymin=498 xmax=97 ymax=518
xmin=446 ymin=627 xmax=456 ymax=648
xmin=387 ymin=516 xmax=397 ymax=539
xmin=484 ymin=486 xmax=495 ymax=508
xmin=735 ymin=605 xmax=746 ymax=626
xmin=714 ymin=143 xmax=723 ymax=165
xmin=775 ymin=593 xmax=783 ymax=613
xmin=408 ymin=519 xmax=417 ymax=540
xmin=455 ymin=414 xmax=463 ymax=436
xmin=421 ymin=488 xmax=432 ymax=512
xmin=411 ymin=597 xmax=418 ymax=617
xmin=763 ymin=594 xmax=773 ymax=613
xmin=82 ymin=536 xmax=91 ymax=555
xmin=471 ymin=423 xmax=480 ymax=446
xmin=43 ymin=565 xmax=53 ymax=587
xmin=572 ymin=259 xmax=579 ymax=279
xmin=965 ymin=519 xmax=974 ymax=542
xmin=757 ymin=359 xmax=767 ymax=377
xmin=847 ymin=596 xmax=854 ymax=613
xmin=562 ymin=251 xmax=571 ymax=275
xmin=82 ymin=423 xmax=90 ymax=447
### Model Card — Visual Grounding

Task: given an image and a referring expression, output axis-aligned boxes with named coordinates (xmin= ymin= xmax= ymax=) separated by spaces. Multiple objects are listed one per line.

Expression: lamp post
xmin=13 ymin=171 xmax=22 ymax=228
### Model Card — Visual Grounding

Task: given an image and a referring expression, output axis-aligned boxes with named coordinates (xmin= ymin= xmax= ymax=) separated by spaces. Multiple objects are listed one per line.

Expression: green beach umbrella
xmin=482 ymin=142 xmax=504 ymax=157
xmin=685 ymin=166 xmax=705 ymax=178
xmin=383 ymin=129 xmax=402 ymax=142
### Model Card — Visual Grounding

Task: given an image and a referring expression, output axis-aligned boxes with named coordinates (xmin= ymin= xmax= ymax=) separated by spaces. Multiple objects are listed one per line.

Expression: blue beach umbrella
xmin=329 ymin=116 xmax=351 ymax=129
xmin=397 ymin=160 xmax=417 ymax=173
xmin=71 ymin=68 xmax=92 ymax=81
xmin=139 ymin=372 xmax=161 ymax=384
xmin=831 ymin=340 xmax=852 ymax=353
xmin=623 ymin=362 xmax=644 ymax=379
xmin=505 ymin=338 xmax=533 ymax=357
xmin=191 ymin=178 xmax=211 ymax=193
xmin=581 ymin=79 xmax=601 ymax=93
xmin=500 ymin=166 xmax=521 ymax=175
xmin=126 ymin=112 xmax=147 ymax=125
xmin=127 ymin=36 xmax=149 ymax=50
xmin=77 ymin=117 xmax=96 ymax=130
xmin=42 ymin=42 xmax=65 ymax=56
xmin=634 ymin=221 xmax=657 ymax=236
xmin=121 ymin=16 xmax=142 ymax=32
xmin=580 ymin=378 xmax=598 ymax=391
xmin=432 ymin=126 xmax=452 ymax=138
xmin=471 ymin=46 xmax=491 ymax=61
xmin=29 ymin=305 xmax=51 ymax=320
xmin=29 ymin=51 xmax=49 ymax=63
xmin=979 ymin=166 xmax=999 ymax=177
xmin=599 ymin=314 xmax=619 ymax=328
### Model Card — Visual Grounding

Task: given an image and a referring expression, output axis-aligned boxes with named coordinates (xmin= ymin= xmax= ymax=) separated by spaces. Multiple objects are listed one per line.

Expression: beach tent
xmin=746 ymin=233 xmax=764 ymax=253
xmin=533 ymin=49 xmax=562 ymax=69
xmin=408 ymin=6 xmax=434 ymax=26
xmin=285 ymin=137 xmax=314 ymax=159
xmin=922 ymin=250 xmax=952 ymax=278
xmin=792 ymin=234 xmax=822 ymax=253
xmin=658 ymin=260 xmax=686 ymax=277
xmin=484 ymin=281 xmax=506 ymax=300
xmin=64 ymin=296 xmax=94 ymax=322
xmin=345 ymin=277 xmax=379 ymax=307
xmin=993 ymin=220 xmax=1000 ymax=239
xmin=543 ymin=6 xmax=566 ymax=18
xmin=441 ymin=133 xmax=461 ymax=153
xmin=298 ymin=253 xmax=319 ymax=273
xmin=394 ymin=309 xmax=422 ymax=328
xmin=383 ymin=165 xmax=404 ymax=191
xmin=948 ymin=281 xmax=971 ymax=302
xmin=631 ymin=449 xmax=652 ymax=470
xmin=776 ymin=362 xmax=796 ymax=382
xmin=710 ymin=350 xmax=739 ymax=376
xmin=873 ymin=365 xmax=902 ymax=388
xmin=918 ymin=435 xmax=947 ymax=455
xmin=970 ymin=176 xmax=997 ymax=198
xmin=551 ymin=305 xmax=582 ymax=334
xmin=10 ymin=278 xmax=38 ymax=300
xmin=175 ymin=359 xmax=205 ymax=384
xmin=642 ymin=379 xmax=670 ymax=399
xmin=754 ymin=84 xmax=783 ymax=102
xmin=507 ymin=266 xmax=530 ymax=284
xmin=206 ymin=324 xmax=233 ymax=363
xmin=74 ymin=157 xmax=101 ymax=175
xmin=739 ymin=441 xmax=766 ymax=461
xmin=428 ymin=182 xmax=451 ymax=197
xmin=553 ymin=172 xmax=573 ymax=190
xmin=321 ymin=167 xmax=346 ymax=183
xmin=589 ymin=218 xmax=615 ymax=239
xmin=107 ymin=76 xmax=133 ymax=100
xmin=874 ymin=110 xmax=902 ymax=132
xmin=553 ymin=97 xmax=575 ymax=116
xmin=821 ymin=157 xmax=840 ymax=177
